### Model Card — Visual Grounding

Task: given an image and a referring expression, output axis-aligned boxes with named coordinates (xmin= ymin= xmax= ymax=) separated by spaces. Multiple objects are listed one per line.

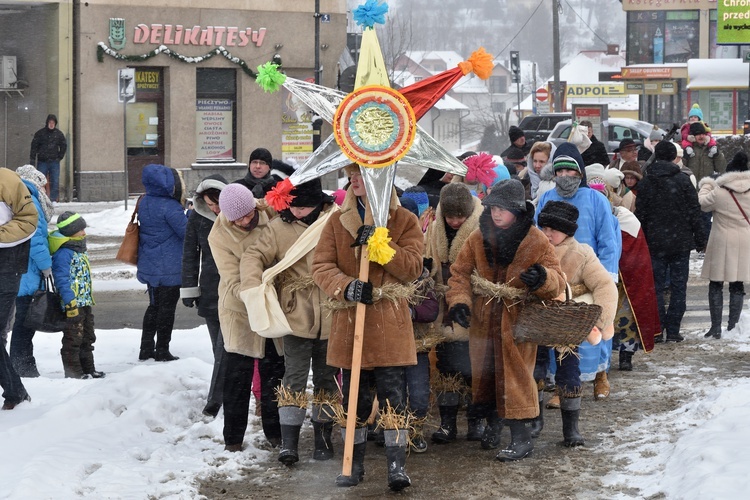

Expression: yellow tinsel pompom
xmin=367 ymin=226 xmax=395 ymax=265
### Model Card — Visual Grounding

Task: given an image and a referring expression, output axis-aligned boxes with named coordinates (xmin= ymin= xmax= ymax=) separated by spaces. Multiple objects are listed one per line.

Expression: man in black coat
xmin=580 ymin=120 xmax=609 ymax=166
xmin=29 ymin=114 xmax=67 ymax=202
xmin=500 ymin=126 xmax=530 ymax=175
xmin=635 ymin=141 xmax=707 ymax=343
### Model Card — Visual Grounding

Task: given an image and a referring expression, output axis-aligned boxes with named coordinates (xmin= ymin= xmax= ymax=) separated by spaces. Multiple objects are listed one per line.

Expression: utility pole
xmin=552 ymin=0 xmax=562 ymax=112
xmin=314 ymin=0 xmax=321 ymax=84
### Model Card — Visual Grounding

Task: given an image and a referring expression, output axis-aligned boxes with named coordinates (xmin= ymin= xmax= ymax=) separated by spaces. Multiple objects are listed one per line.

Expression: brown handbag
xmin=115 ymin=195 xmax=143 ymax=266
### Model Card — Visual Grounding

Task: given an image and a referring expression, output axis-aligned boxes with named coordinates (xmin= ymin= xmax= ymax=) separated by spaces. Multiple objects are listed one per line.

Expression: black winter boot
xmin=495 ymin=419 xmax=533 ymax=461
xmin=560 ymin=397 xmax=584 ymax=447
xmin=431 ymin=392 xmax=459 ymax=444
xmin=618 ymin=351 xmax=633 ymax=371
xmin=705 ymin=282 xmax=723 ymax=338
xmin=312 ymin=421 xmax=334 ymax=460
xmin=728 ymin=286 xmax=745 ymax=331
xmin=138 ymin=349 xmax=155 ymax=361
xmin=529 ymin=391 xmax=544 ymax=438
xmin=481 ymin=413 xmax=503 ymax=450
xmin=312 ymin=404 xmax=334 ymax=460
xmin=336 ymin=427 xmax=367 ymax=487
xmin=665 ymin=332 xmax=684 ymax=343
xmin=384 ymin=429 xmax=411 ymax=491
xmin=154 ymin=349 xmax=180 ymax=361
xmin=466 ymin=418 xmax=485 ymax=441
xmin=278 ymin=406 xmax=306 ymax=465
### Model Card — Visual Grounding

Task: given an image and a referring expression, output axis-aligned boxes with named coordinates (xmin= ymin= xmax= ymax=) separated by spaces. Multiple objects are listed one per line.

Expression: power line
xmin=562 ymin=0 xmax=609 ymax=47
xmin=497 ymin=0 xmax=546 ymax=57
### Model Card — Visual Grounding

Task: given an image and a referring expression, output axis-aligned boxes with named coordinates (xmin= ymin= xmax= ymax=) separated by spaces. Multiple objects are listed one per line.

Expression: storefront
xmin=620 ymin=0 xmax=747 ymax=127
xmin=686 ymin=58 xmax=749 ymax=135
xmin=0 ymin=1 xmax=73 ymax=198
xmin=77 ymin=1 xmax=347 ymax=201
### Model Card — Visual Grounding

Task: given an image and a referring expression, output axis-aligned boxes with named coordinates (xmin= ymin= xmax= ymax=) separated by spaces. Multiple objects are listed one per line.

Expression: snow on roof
xmin=519 ymin=51 xmax=636 ymax=111
xmin=687 ymin=58 xmax=748 ymax=89
xmin=434 ymin=93 xmax=469 ymax=111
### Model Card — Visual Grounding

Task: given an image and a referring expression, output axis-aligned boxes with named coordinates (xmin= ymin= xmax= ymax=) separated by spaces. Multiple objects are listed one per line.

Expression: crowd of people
xmin=1 ymin=107 xmax=748 ymax=493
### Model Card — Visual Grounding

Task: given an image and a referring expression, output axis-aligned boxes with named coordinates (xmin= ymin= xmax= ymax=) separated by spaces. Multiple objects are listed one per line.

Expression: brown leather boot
xmin=593 ymin=371 xmax=610 ymax=400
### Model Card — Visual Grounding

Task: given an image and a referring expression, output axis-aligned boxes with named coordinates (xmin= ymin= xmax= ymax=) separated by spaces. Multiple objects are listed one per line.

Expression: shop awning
xmin=687 ymin=58 xmax=749 ymax=89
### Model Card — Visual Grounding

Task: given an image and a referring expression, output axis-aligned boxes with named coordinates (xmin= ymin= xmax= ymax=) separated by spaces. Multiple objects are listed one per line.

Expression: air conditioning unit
xmin=0 ymin=56 xmax=18 ymax=88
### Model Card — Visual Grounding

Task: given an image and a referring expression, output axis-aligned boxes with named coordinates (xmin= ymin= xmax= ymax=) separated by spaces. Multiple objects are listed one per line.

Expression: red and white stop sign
xmin=536 ymin=88 xmax=549 ymax=102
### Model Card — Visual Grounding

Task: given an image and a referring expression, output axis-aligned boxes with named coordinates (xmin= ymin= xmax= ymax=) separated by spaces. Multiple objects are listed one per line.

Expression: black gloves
xmin=345 ymin=279 xmax=374 ymax=304
xmin=182 ymin=297 xmax=200 ymax=308
xmin=520 ymin=264 xmax=547 ymax=292
xmin=449 ymin=304 xmax=471 ymax=329
xmin=351 ymin=225 xmax=376 ymax=247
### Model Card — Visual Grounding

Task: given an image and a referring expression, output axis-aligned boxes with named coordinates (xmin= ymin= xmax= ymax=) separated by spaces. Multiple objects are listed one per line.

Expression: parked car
xmin=547 ymin=118 xmax=667 ymax=158
xmin=518 ymin=113 xmax=571 ymax=147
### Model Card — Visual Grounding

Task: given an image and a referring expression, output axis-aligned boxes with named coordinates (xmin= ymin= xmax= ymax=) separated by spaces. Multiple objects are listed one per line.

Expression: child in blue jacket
xmin=49 ymin=211 xmax=104 ymax=379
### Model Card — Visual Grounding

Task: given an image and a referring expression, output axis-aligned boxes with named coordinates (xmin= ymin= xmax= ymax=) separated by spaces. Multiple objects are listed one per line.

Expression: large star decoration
xmin=258 ymin=0 xmax=493 ymax=264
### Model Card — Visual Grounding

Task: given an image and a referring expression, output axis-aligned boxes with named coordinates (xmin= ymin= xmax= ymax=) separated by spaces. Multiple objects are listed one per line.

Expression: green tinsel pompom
xmin=256 ymin=62 xmax=286 ymax=93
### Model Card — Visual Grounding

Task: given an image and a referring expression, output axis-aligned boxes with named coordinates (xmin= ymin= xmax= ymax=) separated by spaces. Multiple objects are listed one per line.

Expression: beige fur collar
xmin=716 ymin=170 xmax=750 ymax=194
xmin=433 ymin=197 xmax=484 ymax=263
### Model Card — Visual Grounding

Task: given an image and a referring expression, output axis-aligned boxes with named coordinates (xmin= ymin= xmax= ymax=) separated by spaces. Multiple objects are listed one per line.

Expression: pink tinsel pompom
xmin=463 ymin=152 xmax=498 ymax=187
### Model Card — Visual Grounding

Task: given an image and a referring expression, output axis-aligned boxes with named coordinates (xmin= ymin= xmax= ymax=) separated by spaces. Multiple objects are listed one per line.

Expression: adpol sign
xmin=565 ymin=84 xmax=625 ymax=98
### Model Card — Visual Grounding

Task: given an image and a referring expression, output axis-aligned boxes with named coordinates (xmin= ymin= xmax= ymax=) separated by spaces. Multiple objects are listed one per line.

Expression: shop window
xmin=627 ymin=10 xmax=699 ymax=65
xmin=195 ymin=68 xmax=237 ymax=162
xmin=738 ymin=91 xmax=750 ymax=130
xmin=708 ymin=91 xmax=733 ymax=131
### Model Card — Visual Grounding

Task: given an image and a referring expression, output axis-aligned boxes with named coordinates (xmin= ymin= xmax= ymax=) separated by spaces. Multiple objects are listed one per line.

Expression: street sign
xmin=536 ymin=87 xmax=548 ymax=102
xmin=320 ymin=13 xmax=330 ymax=23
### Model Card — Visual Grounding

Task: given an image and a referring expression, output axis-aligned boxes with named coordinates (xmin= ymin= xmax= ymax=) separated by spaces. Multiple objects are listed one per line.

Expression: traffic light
xmin=510 ymin=51 xmax=520 ymax=84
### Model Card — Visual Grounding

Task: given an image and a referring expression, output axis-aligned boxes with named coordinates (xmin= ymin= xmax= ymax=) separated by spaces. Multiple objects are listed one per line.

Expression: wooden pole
xmin=341 ymin=244 xmax=370 ymax=477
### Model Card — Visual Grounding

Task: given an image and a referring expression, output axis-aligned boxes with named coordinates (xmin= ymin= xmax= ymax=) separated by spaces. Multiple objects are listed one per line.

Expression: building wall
xmin=77 ymin=1 xmax=347 ymax=200
xmin=0 ymin=1 xmax=71 ymax=182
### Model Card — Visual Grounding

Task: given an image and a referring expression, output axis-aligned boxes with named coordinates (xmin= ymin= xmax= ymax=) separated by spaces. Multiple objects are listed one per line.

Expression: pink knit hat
xmin=219 ymin=184 xmax=256 ymax=221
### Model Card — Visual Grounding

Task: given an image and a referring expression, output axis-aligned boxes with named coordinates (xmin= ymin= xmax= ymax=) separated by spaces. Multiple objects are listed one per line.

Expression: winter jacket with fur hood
xmin=208 ymin=206 xmax=282 ymax=358
xmin=312 ymin=187 xmax=424 ymax=369
xmin=137 ymin=164 xmax=187 ymax=287
xmin=180 ymin=174 xmax=226 ymax=317
xmin=698 ymin=171 xmax=750 ymax=282
xmin=423 ymin=196 xmax=483 ymax=342
xmin=446 ymin=204 xmax=565 ymax=420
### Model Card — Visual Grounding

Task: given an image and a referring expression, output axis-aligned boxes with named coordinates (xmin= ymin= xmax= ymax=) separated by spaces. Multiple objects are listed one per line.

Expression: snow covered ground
xmin=1 ymin=202 xmax=749 ymax=499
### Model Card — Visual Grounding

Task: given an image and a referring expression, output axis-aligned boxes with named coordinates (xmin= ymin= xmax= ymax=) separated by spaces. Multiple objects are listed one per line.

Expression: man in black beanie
xmin=235 ymin=147 xmax=281 ymax=198
xmin=635 ymin=141 xmax=707 ymax=343
xmin=501 ymin=126 xmax=530 ymax=175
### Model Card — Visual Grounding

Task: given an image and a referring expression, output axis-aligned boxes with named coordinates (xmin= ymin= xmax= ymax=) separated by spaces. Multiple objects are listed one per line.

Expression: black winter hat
xmin=248 ymin=147 xmax=273 ymax=166
xmin=290 ymin=178 xmax=325 ymax=207
xmin=654 ymin=141 xmax=677 ymax=162
xmin=689 ymin=122 xmax=707 ymax=136
xmin=482 ymin=179 xmax=526 ymax=212
xmin=508 ymin=126 xmax=525 ymax=143
xmin=440 ymin=183 xmax=475 ymax=218
xmin=538 ymin=201 xmax=579 ymax=237
xmin=727 ymin=150 xmax=749 ymax=172
xmin=614 ymin=138 xmax=638 ymax=153
xmin=57 ymin=211 xmax=87 ymax=237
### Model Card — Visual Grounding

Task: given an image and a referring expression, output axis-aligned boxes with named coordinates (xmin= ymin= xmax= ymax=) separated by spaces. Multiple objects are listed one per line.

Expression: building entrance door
xmin=126 ymin=68 xmax=164 ymax=194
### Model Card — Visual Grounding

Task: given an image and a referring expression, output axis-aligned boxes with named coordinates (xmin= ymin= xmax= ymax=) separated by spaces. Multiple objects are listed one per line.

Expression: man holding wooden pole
xmin=312 ymin=163 xmax=423 ymax=491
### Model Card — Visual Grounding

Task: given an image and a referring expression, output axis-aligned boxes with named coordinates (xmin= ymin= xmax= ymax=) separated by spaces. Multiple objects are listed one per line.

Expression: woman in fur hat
xmin=699 ymin=150 xmax=750 ymax=338
xmin=424 ymin=183 xmax=488 ymax=446
xmin=446 ymin=179 xmax=566 ymax=462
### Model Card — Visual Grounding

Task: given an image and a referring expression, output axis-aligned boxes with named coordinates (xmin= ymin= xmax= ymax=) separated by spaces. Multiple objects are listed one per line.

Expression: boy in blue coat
xmin=49 ymin=211 xmax=104 ymax=379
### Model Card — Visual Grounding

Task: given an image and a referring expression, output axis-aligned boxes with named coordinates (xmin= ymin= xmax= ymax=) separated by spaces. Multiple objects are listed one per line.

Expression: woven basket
xmin=512 ymin=285 xmax=602 ymax=346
